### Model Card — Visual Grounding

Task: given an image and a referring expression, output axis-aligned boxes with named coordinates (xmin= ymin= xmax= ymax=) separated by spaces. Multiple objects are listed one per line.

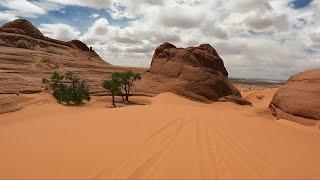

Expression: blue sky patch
xmin=289 ymin=0 xmax=313 ymax=9
xmin=0 ymin=5 xmax=130 ymax=33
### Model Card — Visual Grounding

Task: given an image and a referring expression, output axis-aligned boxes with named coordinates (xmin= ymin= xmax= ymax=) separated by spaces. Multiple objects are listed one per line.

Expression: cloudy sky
xmin=0 ymin=0 xmax=319 ymax=79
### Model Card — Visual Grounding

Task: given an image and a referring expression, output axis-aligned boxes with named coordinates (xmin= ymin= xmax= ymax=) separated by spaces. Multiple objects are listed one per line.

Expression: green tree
xmin=111 ymin=72 xmax=126 ymax=101
xmin=116 ymin=70 xmax=141 ymax=102
xmin=42 ymin=72 xmax=90 ymax=105
xmin=102 ymin=76 xmax=122 ymax=107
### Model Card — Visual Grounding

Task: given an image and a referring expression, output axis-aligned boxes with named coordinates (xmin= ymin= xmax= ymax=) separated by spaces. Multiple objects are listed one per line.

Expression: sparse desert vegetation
xmin=102 ymin=70 xmax=141 ymax=107
xmin=42 ymin=72 xmax=90 ymax=105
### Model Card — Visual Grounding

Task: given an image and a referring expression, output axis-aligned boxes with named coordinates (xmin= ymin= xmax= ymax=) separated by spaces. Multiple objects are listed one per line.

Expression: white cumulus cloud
xmin=39 ymin=23 xmax=81 ymax=41
xmin=1 ymin=0 xmax=320 ymax=79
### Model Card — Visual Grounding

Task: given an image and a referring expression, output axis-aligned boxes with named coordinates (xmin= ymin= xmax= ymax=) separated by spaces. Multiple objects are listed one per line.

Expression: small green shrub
xmin=42 ymin=72 xmax=90 ymax=105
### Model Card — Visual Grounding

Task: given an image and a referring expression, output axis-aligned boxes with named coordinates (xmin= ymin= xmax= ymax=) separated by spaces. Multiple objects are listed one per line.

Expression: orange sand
xmin=1 ymin=90 xmax=320 ymax=179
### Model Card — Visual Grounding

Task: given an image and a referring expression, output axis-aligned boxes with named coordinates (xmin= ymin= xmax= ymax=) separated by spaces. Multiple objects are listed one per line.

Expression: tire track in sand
xmin=93 ymin=114 xmax=192 ymax=179
xmin=211 ymin=122 xmax=271 ymax=178
xmin=94 ymin=110 xmax=272 ymax=179
xmin=92 ymin=118 xmax=183 ymax=179
xmin=127 ymin=117 xmax=191 ymax=179
xmin=196 ymin=118 xmax=216 ymax=179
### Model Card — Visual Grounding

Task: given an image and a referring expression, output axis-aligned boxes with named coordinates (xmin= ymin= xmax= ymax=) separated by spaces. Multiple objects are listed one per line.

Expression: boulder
xmin=270 ymin=68 xmax=320 ymax=122
xmin=138 ymin=42 xmax=240 ymax=101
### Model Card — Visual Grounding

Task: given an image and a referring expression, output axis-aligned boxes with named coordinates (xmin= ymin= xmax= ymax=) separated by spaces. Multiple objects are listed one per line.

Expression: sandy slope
xmin=0 ymin=90 xmax=320 ymax=179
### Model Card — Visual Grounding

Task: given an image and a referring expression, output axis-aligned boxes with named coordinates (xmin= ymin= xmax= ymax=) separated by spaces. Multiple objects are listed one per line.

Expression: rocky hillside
xmin=0 ymin=19 xmax=130 ymax=96
xmin=136 ymin=42 xmax=240 ymax=102
xmin=0 ymin=19 xmax=142 ymax=113
xmin=0 ymin=19 xmax=100 ymax=55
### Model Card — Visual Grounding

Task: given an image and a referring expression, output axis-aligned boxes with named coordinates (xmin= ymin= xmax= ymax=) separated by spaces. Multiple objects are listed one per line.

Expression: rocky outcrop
xmin=69 ymin=40 xmax=91 ymax=51
xmin=0 ymin=19 xmax=240 ymax=113
xmin=0 ymin=19 xmax=101 ymax=55
xmin=270 ymin=69 xmax=320 ymax=123
xmin=0 ymin=19 xmax=44 ymax=39
xmin=0 ymin=19 xmax=146 ymax=96
xmin=219 ymin=95 xmax=252 ymax=106
xmin=0 ymin=19 xmax=148 ymax=113
xmin=138 ymin=42 xmax=240 ymax=102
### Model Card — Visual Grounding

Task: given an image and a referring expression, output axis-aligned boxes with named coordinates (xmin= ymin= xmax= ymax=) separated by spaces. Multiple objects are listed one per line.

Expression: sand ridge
xmin=0 ymin=90 xmax=320 ymax=179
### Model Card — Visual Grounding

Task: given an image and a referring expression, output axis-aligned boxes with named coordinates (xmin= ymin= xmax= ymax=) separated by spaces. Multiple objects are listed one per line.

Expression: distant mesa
xmin=138 ymin=42 xmax=240 ymax=102
xmin=270 ymin=68 xmax=320 ymax=124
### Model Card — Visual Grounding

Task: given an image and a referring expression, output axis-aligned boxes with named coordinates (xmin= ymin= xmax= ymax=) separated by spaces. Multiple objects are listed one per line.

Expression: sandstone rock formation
xmin=138 ymin=42 xmax=240 ymax=102
xmin=0 ymin=19 xmax=101 ymax=57
xmin=270 ymin=68 xmax=320 ymax=124
xmin=0 ymin=19 xmax=239 ymax=113
xmin=0 ymin=19 xmax=131 ymax=96
xmin=0 ymin=19 xmax=45 ymax=39
xmin=219 ymin=95 xmax=252 ymax=106
xmin=0 ymin=19 xmax=145 ymax=113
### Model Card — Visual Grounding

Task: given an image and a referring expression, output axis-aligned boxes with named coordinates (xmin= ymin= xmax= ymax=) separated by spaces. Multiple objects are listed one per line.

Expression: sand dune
xmin=1 ymin=91 xmax=320 ymax=179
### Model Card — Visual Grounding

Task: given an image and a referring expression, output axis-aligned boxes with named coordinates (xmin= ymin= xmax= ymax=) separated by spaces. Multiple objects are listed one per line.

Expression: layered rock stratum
xmin=0 ymin=19 xmax=129 ymax=95
xmin=137 ymin=42 xmax=240 ymax=102
xmin=270 ymin=68 xmax=320 ymax=124
xmin=0 ymin=19 xmax=136 ymax=113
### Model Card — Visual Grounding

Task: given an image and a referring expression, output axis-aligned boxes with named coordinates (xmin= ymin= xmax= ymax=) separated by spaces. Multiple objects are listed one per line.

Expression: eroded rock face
xmin=270 ymin=69 xmax=320 ymax=122
xmin=0 ymin=19 xmax=149 ymax=114
xmin=219 ymin=95 xmax=252 ymax=106
xmin=0 ymin=19 xmax=100 ymax=55
xmin=0 ymin=19 xmax=134 ymax=96
xmin=0 ymin=19 xmax=148 ymax=113
xmin=0 ymin=19 xmax=44 ymax=39
xmin=138 ymin=42 xmax=240 ymax=101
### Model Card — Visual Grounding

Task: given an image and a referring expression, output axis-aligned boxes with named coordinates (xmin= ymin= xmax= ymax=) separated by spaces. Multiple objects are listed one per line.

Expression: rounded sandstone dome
xmin=0 ymin=19 xmax=44 ymax=39
xmin=270 ymin=68 xmax=320 ymax=121
xmin=141 ymin=42 xmax=240 ymax=101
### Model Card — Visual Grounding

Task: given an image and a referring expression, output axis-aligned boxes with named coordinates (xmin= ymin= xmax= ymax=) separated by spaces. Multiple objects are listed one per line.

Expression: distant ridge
xmin=230 ymin=78 xmax=285 ymax=87
xmin=0 ymin=19 xmax=100 ymax=55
